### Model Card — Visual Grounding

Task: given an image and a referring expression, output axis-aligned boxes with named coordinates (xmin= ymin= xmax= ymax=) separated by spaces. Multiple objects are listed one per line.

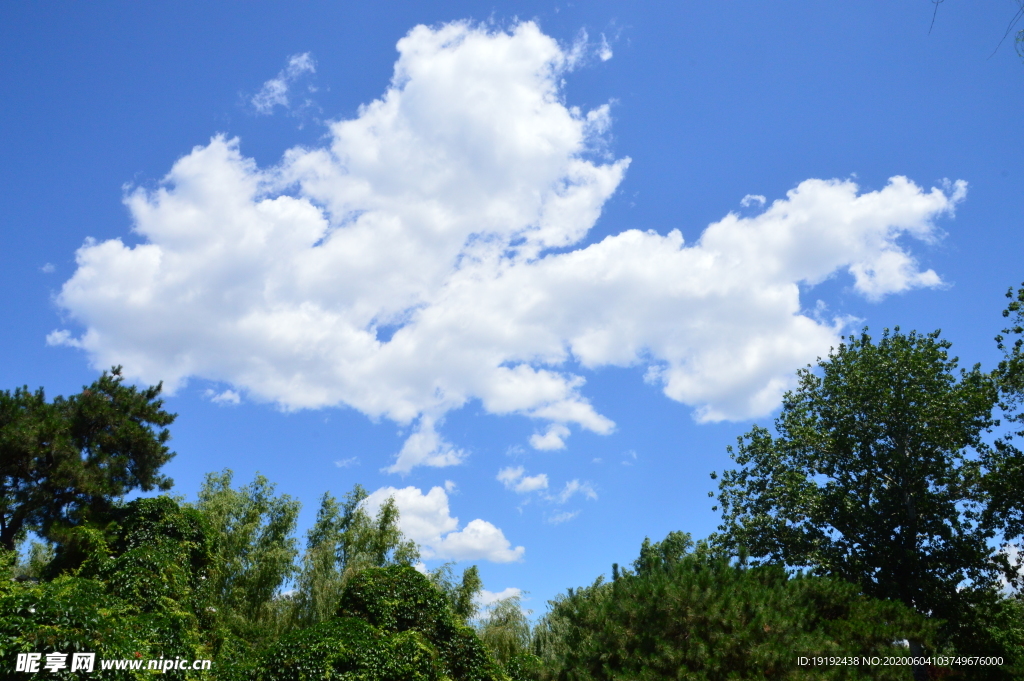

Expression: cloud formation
xmin=251 ymin=52 xmax=317 ymax=114
xmin=475 ymin=587 xmax=522 ymax=608
xmin=363 ymin=485 xmax=524 ymax=563
xmin=50 ymin=20 xmax=964 ymax=471
xmin=497 ymin=466 xmax=549 ymax=493
xmin=549 ymin=479 xmax=597 ymax=504
xmin=529 ymin=424 xmax=571 ymax=451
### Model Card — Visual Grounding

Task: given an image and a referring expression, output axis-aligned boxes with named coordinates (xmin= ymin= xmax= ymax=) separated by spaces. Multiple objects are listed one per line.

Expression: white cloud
xmin=252 ymin=52 xmax=317 ymax=114
xmin=205 ymin=388 xmax=241 ymax=405
xmin=40 ymin=263 xmax=55 ymax=273
xmin=549 ymin=479 xmax=597 ymax=504
xmin=363 ymin=485 xmax=524 ymax=563
xmin=387 ymin=416 xmax=465 ymax=474
xmin=46 ymin=329 xmax=79 ymax=348
xmin=529 ymin=423 xmax=571 ymax=450
xmin=497 ymin=466 xmax=549 ymax=493
xmin=998 ymin=544 xmax=1023 ymax=592
xmin=740 ymin=194 xmax=766 ymax=208
xmin=546 ymin=510 xmax=579 ymax=524
xmin=51 ymin=20 xmax=965 ymax=472
xmin=334 ymin=456 xmax=359 ymax=468
xmin=475 ymin=587 xmax=522 ymax=608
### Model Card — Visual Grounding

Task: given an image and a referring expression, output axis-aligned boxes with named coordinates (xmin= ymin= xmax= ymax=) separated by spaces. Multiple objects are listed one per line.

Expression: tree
xmin=0 ymin=367 xmax=176 ymax=552
xmin=239 ymin=567 xmax=507 ymax=681
xmin=291 ymin=485 xmax=419 ymax=627
xmin=476 ymin=593 xmax=532 ymax=671
xmin=712 ymin=328 xmax=1018 ymax=678
xmin=989 ymin=282 xmax=1024 ymax=543
xmin=531 ymin=532 xmax=933 ymax=681
xmin=194 ymin=469 xmax=300 ymax=638
xmin=1 ymin=497 xmax=217 ymax=673
xmin=429 ymin=562 xmax=483 ymax=624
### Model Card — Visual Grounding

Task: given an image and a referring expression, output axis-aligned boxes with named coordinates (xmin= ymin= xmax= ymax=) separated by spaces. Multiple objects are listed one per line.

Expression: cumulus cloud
xmin=529 ymin=423 xmax=571 ymax=450
xmin=50 ymin=20 xmax=964 ymax=472
xmin=388 ymin=416 xmax=466 ymax=473
xmin=497 ymin=466 xmax=550 ymax=493
xmin=251 ymin=52 xmax=317 ymax=114
xmin=475 ymin=587 xmax=522 ymax=608
xmin=363 ymin=485 xmax=524 ymax=563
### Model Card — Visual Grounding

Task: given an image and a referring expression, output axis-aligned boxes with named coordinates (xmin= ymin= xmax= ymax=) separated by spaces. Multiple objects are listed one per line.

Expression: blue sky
xmin=2 ymin=2 xmax=1023 ymax=611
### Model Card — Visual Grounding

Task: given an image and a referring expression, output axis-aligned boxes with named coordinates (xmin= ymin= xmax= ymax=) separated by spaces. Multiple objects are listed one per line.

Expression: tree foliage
xmin=476 ymin=593 xmax=533 ymax=674
xmin=429 ymin=562 xmax=483 ymax=624
xmin=237 ymin=567 xmax=507 ymax=681
xmin=0 ymin=367 xmax=176 ymax=552
xmin=531 ymin=532 xmax=934 ymax=681
xmin=291 ymin=485 xmax=419 ymax=628
xmin=194 ymin=469 xmax=300 ymax=638
xmin=1 ymin=496 xmax=217 ymax=679
xmin=989 ymin=282 xmax=1024 ymax=543
xmin=712 ymin=328 xmax=1022 ymax=675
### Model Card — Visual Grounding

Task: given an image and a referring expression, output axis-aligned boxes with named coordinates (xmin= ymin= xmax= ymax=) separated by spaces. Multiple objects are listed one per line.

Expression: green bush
xmin=532 ymin=533 xmax=936 ymax=681
xmin=1 ymin=497 xmax=217 ymax=679
xmin=236 ymin=566 xmax=507 ymax=681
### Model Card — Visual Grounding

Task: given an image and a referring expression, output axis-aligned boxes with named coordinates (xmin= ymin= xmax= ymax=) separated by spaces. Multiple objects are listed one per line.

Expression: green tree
xmin=531 ymin=532 xmax=933 ymax=681
xmin=0 ymin=367 xmax=176 ymax=552
xmin=712 ymin=328 xmax=1017 ymax=677
xmin=291 ymin=485 xmax=419 ymax=627
xmin=194 ymin=470 xmax=300 ymax=640
xmin=476 ymin=593 xmax=532 ymax=672
xmin=237 ymin=566 xmax=507 ymax=681
xmin=1 ymin=496 xmax=217 ymax=679
xmin=429 ymin=562 xmax=483 ymax=624
xmin=989 ymin=282 xmax=1024 ymax=545
xmin=11 ymin=538 xmax=54 ymax=582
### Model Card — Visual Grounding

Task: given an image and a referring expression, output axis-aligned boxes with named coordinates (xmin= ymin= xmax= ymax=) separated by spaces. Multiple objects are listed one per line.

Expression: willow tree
xmin=291 ymin=485 xmax=419 ymax=627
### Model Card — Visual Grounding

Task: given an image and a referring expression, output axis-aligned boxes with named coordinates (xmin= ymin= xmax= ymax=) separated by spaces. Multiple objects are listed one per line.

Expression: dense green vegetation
xmin=532 ymin=533 xmax=935 ymax=681
xmin=711 ymin=328 xmax=1023 ymax=678
xmin=3 ymin=286 xmax=1024 ymax=678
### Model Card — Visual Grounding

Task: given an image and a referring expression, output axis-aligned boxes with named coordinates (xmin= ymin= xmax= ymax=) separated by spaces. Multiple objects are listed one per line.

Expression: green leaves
xmin=429 ymin=563 xmax=483 ymax=624
xmin=533 ymin=534 xmax=932 ymax=681
xmin=195 ymin=470 xmax=300 ymax=632
xmin=237 ymin=567 xmax=507 ymax=681
xmin=0 ymin=497 xmax=217 ymax=678
xmin=291 ymin=485 xmax=419 ymax=628
xmin=712 ymin=327 xmax=1023 ymax=675
xmin=0 ymin=367 xmax=176 ymax=553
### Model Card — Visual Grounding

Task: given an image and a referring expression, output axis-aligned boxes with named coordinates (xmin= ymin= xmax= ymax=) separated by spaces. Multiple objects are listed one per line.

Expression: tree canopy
xmin=291 ymin=485 xmax=420 ymax=628
xmin=242 ymin=566 xmax=507 ymax=681
xmin=712 ymin=328 xmax=1021 ymax=675
xmin=0 ymin=367 xmax=176 ymax=552
xmin=194 ymin=470 xmax=301 ymax=644
xmin=989 ymin=282 xmax=1024 ymax=542
xmin=531 ymin=532 xmax=934 ymax=681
